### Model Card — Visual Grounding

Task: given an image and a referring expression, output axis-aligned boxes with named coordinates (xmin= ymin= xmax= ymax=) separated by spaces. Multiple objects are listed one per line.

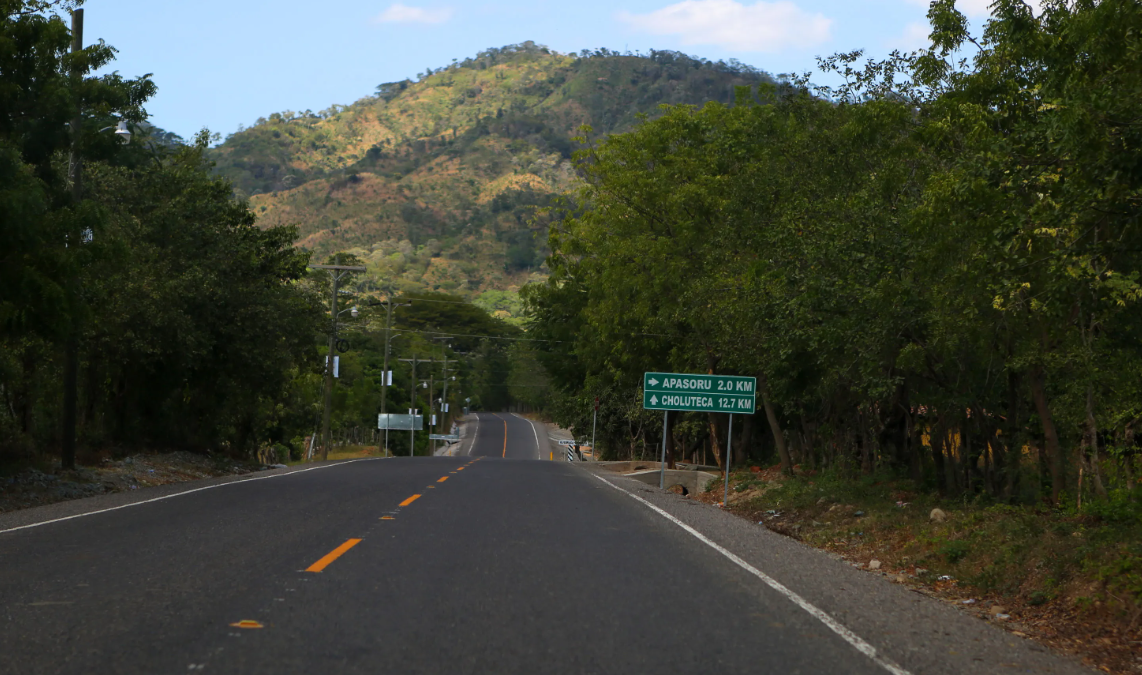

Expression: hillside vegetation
xmin=208 ymin=43 xmax=776 ymax=315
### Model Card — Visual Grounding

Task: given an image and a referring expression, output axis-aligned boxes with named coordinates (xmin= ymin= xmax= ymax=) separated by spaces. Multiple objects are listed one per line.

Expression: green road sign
xmin=642 ymin=372 xmax=757 ymax=414
xmin=378 ymin=414 xmax=424 ymax=431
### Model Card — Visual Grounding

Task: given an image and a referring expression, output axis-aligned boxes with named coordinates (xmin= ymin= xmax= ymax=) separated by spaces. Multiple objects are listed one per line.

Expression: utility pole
xmin=441 ymin=357 xmax=453 ymax=437
xmin=427 ymin=358 xmax=436 ymax=454
xmin=399 ymin=355 xmax=421 ymax=456
xmin=591 ymin=396 xmax=599 ymax=462
xmin=60 ymin=8 xmax=84 ymax=471
xmin=309 ymin=261 xmax=365 ymax=460
xmin=377 ymin=295 xmax=411 ymax=455
xmin=430 ymin=337 xmax=456 ymax=454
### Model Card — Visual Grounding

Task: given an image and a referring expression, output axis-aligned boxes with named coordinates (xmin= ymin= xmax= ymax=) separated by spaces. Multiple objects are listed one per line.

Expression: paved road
xmin=464 ymin=411 xmax=547 ymax=460
xmin=0 ymin=414 xmax=1091 ymax=675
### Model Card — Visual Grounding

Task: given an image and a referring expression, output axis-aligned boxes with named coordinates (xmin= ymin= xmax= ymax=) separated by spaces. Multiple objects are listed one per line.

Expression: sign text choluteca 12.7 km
xmin=642 ymin=372 xmax=757 ymax=414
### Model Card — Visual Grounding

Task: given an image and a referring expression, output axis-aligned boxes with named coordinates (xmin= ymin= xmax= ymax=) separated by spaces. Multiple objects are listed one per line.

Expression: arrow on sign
xmin=648 ymin=378 xmax=660 ymax=386
xmin=651 ymin=395 xmax=659 ymax=405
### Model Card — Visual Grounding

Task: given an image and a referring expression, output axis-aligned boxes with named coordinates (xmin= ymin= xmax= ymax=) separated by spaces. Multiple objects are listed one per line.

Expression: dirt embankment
xmin=0 ymin=452 xmax=276 ymax=514
xmin=694 ymin=465 xmax=1142 ymax=675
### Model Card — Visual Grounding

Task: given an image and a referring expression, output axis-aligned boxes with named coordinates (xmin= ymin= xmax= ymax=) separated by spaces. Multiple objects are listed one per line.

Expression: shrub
xmin=941 ymin=539 xmax=972 ymax=564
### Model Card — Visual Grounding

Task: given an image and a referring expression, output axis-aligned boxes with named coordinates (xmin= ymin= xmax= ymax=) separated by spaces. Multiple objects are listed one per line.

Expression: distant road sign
xmin=643 ymin=372 xmax=757 ymax=414
xmin=429 ymin=434 xmax=460 ymax=441
xmin=378 ymin=414 xmax=424 ymax=430
xmin=556 ymin=439 xmax=578 ymax=446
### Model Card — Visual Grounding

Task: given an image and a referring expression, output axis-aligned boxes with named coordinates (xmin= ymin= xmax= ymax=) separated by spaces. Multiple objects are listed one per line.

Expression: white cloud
xmin=617 ymin=0 xmax=833 ymax=53
xmin=373 ymin=3 xmax=454 ymax=24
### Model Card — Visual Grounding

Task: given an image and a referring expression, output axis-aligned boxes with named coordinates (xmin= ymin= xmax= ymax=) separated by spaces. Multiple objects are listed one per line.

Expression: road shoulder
xmin=580 ymin=463 xmax=1095 ymax=675
xmin=0 ymin=459 xmax=381 ymax=536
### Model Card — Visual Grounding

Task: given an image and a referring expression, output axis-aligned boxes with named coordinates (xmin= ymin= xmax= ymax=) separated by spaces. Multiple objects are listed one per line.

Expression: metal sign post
xmin=642 ymin=372 xmax=757 ymax=491
xmin=723 ymin=414 xmax=734 ymax=507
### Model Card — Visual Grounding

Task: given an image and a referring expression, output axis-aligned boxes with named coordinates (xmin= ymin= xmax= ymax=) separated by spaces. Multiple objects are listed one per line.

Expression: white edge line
xmin=467 ymin=414 xmax=480 ymax=456
xmin=0 ymin=458 xmax=381 ymax=536
xmin=592 ymin=474 xmax=912 ymax=675
xmin=514 ymin=413 xmax=543 ymax=460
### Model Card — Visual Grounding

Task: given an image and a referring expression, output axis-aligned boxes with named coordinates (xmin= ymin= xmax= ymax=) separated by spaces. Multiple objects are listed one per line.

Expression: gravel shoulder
xmin=581 ymin=463 xmax=1096 ymax=675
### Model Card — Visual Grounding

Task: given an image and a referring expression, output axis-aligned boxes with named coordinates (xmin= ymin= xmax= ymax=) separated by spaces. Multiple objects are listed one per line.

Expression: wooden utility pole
xmin=398 ymin=355 xmax=423 ymax=456
xmin=309 ymin=261 xmax=365 ymax=460
xmin=377 ymin=295 xmax=411 ymax=454
xmin=60 ymin=8 xmax=84 ymax=471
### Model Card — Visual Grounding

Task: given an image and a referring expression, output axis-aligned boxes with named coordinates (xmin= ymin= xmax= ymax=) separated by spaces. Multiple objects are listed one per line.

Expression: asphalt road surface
xmin=0 ymin=413 xmax=1092 ymax=675
xmin=464 ymin=411 xmax=547 ymax=460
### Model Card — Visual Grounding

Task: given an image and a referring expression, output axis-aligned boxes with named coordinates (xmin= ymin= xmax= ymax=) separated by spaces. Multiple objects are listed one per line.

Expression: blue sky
xmin=72 ymin=0 xmax=1004 ymax=141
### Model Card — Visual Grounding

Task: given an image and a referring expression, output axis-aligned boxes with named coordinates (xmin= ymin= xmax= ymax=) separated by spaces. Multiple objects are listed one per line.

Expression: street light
xmin=97 ymin=119 xmax=132 ymax=145
xmin=114 ymin=119 xmax=131 ymax=144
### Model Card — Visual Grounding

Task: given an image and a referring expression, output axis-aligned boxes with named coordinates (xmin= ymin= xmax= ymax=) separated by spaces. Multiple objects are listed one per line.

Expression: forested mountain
xmin=208 ymin=42 xmax=776 ymax=314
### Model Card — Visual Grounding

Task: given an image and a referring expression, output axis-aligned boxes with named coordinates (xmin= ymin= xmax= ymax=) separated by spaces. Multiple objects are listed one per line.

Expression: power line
xmin=389 ymin=327 xmax=565 ymax=343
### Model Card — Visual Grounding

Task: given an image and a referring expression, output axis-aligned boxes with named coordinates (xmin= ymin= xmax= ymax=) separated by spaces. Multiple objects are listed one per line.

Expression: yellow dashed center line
xmin=306 ymin=539 xmax=362 ymax=573
xmin=437 ymin=476 xmax=448 ymax=483
xmin=399 ymin=494 xmax=421 ymax=507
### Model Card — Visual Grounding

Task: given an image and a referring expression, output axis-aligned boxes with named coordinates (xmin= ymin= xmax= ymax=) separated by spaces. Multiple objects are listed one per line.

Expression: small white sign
xmin=384 ymin=370 xmax=392 ymax=386
xmin=443 ymin=403 xmax=449 ymax=412
xmin=431 ymin=414 xmax=437 ymax=425
xmin=333 ymin=356 xmax=340 ymax=378
xmin=557 ymin=439 xmax=577 ymax=446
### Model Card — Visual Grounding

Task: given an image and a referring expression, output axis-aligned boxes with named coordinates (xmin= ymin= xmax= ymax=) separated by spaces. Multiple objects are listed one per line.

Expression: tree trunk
xmin=19 ymin=348 xmax=33 ymax=435
xmin=1029 ymin=365 xmax=1064 ymax=504
xmin=944 ymin=426 xmax=959 ymax=495
xmin=740 ymin=414 xmax=754 ymax=466
xmin=1124 ymin=422 xmax=1136 ymax=488
xmin=931 ymin=416 xmax=948 ymax=496
xmin=860 ymin=410 xmax=874 ymax=475
xmin=685 ymin=434 xmax=704 ymax=465
xmin=907 ymin=408 xmax=923 ymax=483
xmin=1085 ymin=387 xmax=1108 ymax=499
xmin=707 ymin=412 xmax=723 ymax=469
xmin=1004 ymin=369 xmax=1022 ymax=500
xmin=801 ymin=416 xmax=818 ymax=471
xmin=759 ymin=373 xmax=792 ymax=475
xmin=882 ymin=383 xmax=909 ymax=471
